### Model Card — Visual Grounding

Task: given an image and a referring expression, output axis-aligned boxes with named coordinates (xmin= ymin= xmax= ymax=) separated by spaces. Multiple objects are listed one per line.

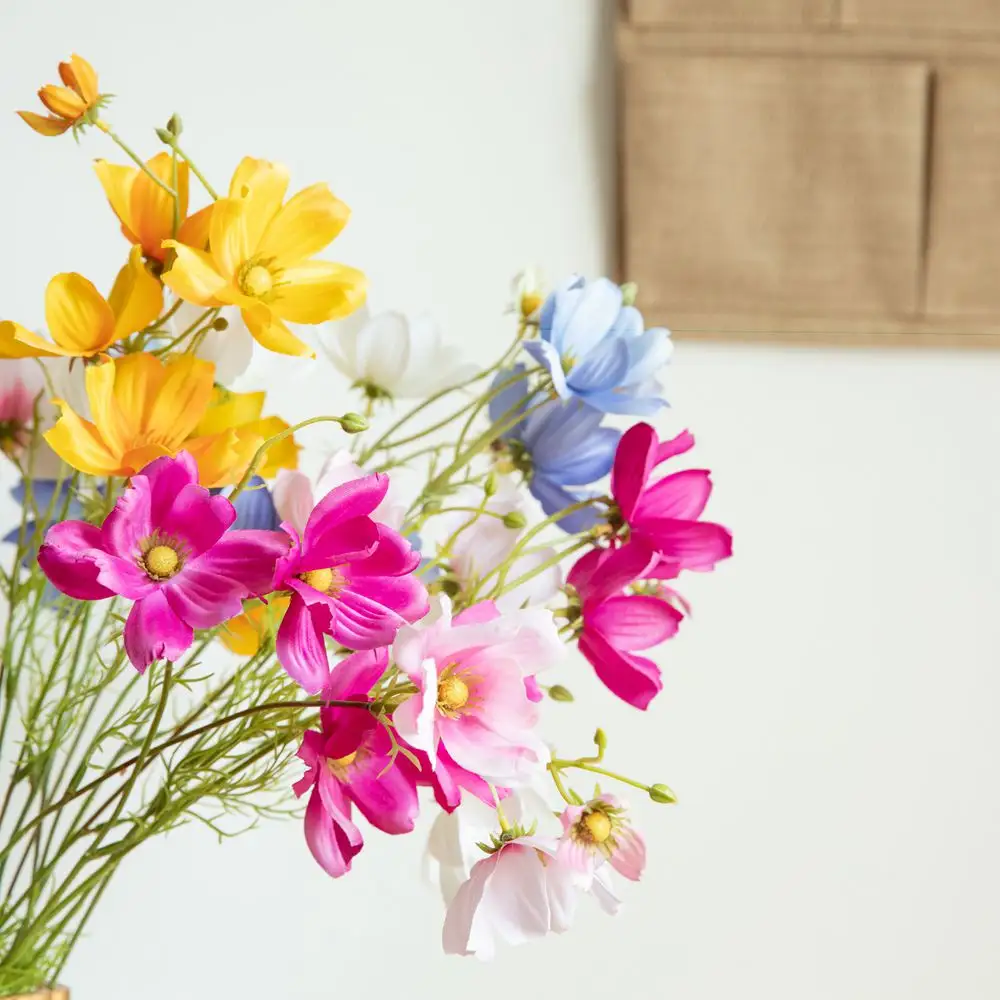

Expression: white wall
xmin=2 ymin=2 xmax=1000 ymax=997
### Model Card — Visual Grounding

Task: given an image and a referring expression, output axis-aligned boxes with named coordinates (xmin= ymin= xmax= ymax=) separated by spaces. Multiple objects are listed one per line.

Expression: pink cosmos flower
xmin=392 ymin=597 xmax=560 ymax=787
xmin=270 ymin=472 xmax=428 ymax=693
xmin=557 ymin=793 xmax=646 ymax=884
xmin=293 ymin=647 xmax=420 ymax=878
xmin=37 ymin=452 xmax=287 ymax=672
xmin=567 ymin=542 xmax=683 ymax=709
xmin=0 ymin=359 xmax=41 ymax=458
xmin=611 ymin=423 xmax=732 ymax=576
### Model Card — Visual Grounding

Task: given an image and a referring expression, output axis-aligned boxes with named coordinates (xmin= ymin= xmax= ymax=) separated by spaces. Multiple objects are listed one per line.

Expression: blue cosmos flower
xmin=489 ymin=366 xmax=620 ymax=533
xmin=522 ymin=276 xmax=672 ymax=416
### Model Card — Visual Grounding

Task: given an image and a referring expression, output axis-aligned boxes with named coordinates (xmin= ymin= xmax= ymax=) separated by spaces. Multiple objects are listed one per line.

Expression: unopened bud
xmin=483 ymin=472 xmax=497 ymax=497
xmin=339 ymin=412 xmax=368 ymax=434
xmin=547 ymin=684 xmax=574 ymax=703
xmin=211 ymin=316 xmax=229 ymax=331
xmin=154 ymin=127 xmax=174 ymax=144
xmin=593 ymin=728 xmax=607 ymax=751
xmin=502 ymin=511 xmax=526 ymax=530
xmin=620 ymin=282 xmax=638 ymax=307
xmin=649 ymin=783 xmax=676 ymax=804
xmin=167 ymin=113 xmax=183 ymax=137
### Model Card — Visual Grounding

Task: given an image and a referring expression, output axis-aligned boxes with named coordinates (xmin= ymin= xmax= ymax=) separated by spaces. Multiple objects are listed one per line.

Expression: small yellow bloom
xmin=220 ymin=596 xmax=291 ymax=656
xmin=94 ymin=154 xmax=213 ymax=263
xmin=18 ymin=54 xmax=103 ymax=137
xmin=0 ymin=248 xmax=163 ymax=360
xmin=161 ymin=157 xmax=367 ymax=358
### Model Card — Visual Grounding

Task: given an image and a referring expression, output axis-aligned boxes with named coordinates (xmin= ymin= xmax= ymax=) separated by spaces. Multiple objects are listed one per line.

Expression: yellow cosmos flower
xmin=0 ymin=248 xmax=162 ymax=360
xmin=94 ymin=153 xmax=213 ymax=263
xmin=18 ymin=54 xmax=103 ymax=137
xmin=220 ymin=596 xmax=291 ymax=656
xmin=161 ymin=157 xmax=367 ymax=358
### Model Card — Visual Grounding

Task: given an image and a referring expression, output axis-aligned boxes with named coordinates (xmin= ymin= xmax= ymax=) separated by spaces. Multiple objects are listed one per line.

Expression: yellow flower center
xmin=242 ymin=264 xmax=274 ymax=298
xmin=437 ymin=675 xmax=470 ymax=713
xmin=144 ymin=544 xmax=181 ymax=580
xmin=581 ymin=811 xmax=613 ymax=844
xmin=300 ymin=568 xmax=335 ymax=593
xmin=332 ymin=750 xmax=357 ymax=768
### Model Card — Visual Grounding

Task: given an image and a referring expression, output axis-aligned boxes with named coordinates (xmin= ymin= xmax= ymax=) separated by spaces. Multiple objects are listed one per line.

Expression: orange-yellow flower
xmin=18 ymin=54 xmax=103 ymax=137
xmin=220 ymin=596 xmax=291 ymax=656
xmin=161 ymin=157 xmax=367 ymax=358
xmin=94 ymin=154 xmax=213 ymax=263
xmin=44 ymin=353 xmax=298 ymax=487
xmin=0 ymin=248 xmax=163 ymax=360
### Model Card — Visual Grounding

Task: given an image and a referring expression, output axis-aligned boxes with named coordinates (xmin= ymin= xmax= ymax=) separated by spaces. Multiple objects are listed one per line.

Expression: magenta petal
xmin=102 ymin=475 xmax=153 ymax=558
xmin=93 ymin=552 xmax=157 ymax=600
xmin=325 ymin=647 xmax=388 ymax=702
xmin=159 ymin=483 xmax=236 ymax=557
xmin=276 ymin=594 xmax=332 ymax=693
xmin=634 ymin=469 xmax=713 ymax=522
xmin=579 ymin=628 xmax=663 ymax=710
xmin=611 ymin=422 xmax=656 ymax=520
xmin=577 ymin=542 xmax=659 ymax=607
xmin=304 ymin=779 xmax=363 ymax=878
xmin=162 ymin=571 xmax=245 ymax=631
xmin=344 ymin=573 xmax=429 ymax=625
xmin=566 ymin=547 xmax=603 ymax=595
xmin=347 ymin=756 xmax=420 ymax=835
xmin=330 ymin=588 xmax=408 ymax=650
xmin=348 ymin=526 xmax=420 ymax=577
xmin=304 ymin=474 xmax=389 ymax=550
xmin=123 ymin=590 xmax=194 ymax=674
xmin=142 ymin=451 xmax=200 ymax=523
xmin=37 ymin=521 xmax=116 ymax=601
xmin=635 ymin=518 xmax=733 ymax=571
xmin=588 ymin=594 xmax=682 ymax=651
xmin=297 ymin=516 xmax=379 ymax=572
xmin=197 ymin=529 xmax=289 ymax=594
xmin=655 ymin=429 xmax=695 ymax=464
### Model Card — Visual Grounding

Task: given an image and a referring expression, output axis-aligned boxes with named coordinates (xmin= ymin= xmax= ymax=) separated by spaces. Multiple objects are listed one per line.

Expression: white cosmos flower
xmin=320 ymin=305 xmax=476 ymax=400
xmin=168 ymin=300 xmax=255 ymax=386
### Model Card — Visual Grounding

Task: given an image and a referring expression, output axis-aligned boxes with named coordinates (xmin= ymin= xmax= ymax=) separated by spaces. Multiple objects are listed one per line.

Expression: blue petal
xmin=488 ymin=365 xmax=532 ymax=436
xmin=551 ymin=278 xmax=623 ymax=358
xmin=583 ymin=384 xmax=667 ymax=416
xmin=624 ymin=327 xmax=673 ymax=385
xmin=522 ymin=401 xmax=620 ymax=485
xmin=522 ymin=340 xmax=570 ymax=399
xmin=529 ymin=476 xmax=602 ymax=534
xmin=567 ymin=336 xmax=630 ymax=395
xmin=539 ymin=276 xmax=584 ymax=345
xmin=229 ymin=477 xmax=280 ymax=531
xmin=607 ymin=305 xmax=644 ymax=341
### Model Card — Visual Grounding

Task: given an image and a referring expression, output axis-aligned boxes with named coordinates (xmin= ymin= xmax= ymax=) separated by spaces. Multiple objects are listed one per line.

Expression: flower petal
xmin=0 ymin=321 xmax=67 ymax=359
xmin=161 ymin=242 xmax=228 ymax=307
xmin=130 ymin=153 xmax=188 ymax=260
xmin=579 ymin=628 xmax=663 ymax=710
xmin=209 ymin=196 xmax=251 ymax=278
xmin=304 ymin=779 xmax=363 ymax=878
xmin=272 ymin=261 xmax=367 ymax=324
xmin=37 ymin=520 xmax=116 ymax=600
xmin=227 ymin=157 xmax=290 ymax=248
xmin=258 ymin=183 xmax=350 ymax=265
xmin=588 ymin=594 xmax=683 ymax=651
xmin=45 ymin=273 xmax=115 ymax=355
xmin=123 ymin=590 xmax=194 ymax=673
xmin=304 ymin=473 xmax=388 ymax=550
xmin=276 ymin=594 xmax=332 ymax=692
xmin=94 ymin=160 xmax=138 ymax=240
xmin=43 ymin=403 xmax=119 ymax=477
xmin=108 ymin=247 xmax=164 ymax=342
xmin=18 ymin=111 xmax=72 ymax=136
xmin=242 ymin=305 xmax=314 ymax=358
xmin=635 ymin=469 xmax=713 ymax=522
xmin=611 ymin=422 xmax=657 ymax=520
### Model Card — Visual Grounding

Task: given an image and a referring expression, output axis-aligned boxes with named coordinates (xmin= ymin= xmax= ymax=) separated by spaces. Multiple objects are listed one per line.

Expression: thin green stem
xmin=175 ymin=143 xmax=218 ymax=200
xmin=96 ymin=122 xmax=175 ymax=197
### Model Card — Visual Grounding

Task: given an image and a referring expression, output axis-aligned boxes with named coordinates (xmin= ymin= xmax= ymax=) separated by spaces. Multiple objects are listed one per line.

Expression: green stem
xmin=170 ymin=146 xmax=181 ymax=237
xmin=549 ymin=759 xmax=656 ymax=795
xmin=97 ymin=122 xmax=175 ymax=197
xmin=175 ymin=143 xmax=219 ymax=200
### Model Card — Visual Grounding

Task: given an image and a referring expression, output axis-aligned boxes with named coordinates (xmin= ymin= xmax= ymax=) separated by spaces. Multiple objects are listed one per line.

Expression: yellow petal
xmin=258 ymin=184 xmax=350 ymax=266
xmin=143 ymin=354 xmax=215 ymax=448
xmin=161 ymin=242 xmax=228 ymax=306
xmin=43 ymin=402 xmax=120 ymax=477
xmin=108 ymin=247 xmax=164 ymax=342
xmin=130 ymin=153 xmax=188 ymax=261
xmin=118 ymin=443 xmax=175 ymax=476
xmin=59 ymin=54 xmax=99 ymax=105
xmin=18 ymin=111 xmax=72 ymax=136
xmin=209 ymin=196 xmax=250 ymax=278
xmin=193 ymin=388 xmax=265 ymax=437
xmin=177 ymin=203 xmax=213 ymax=250
xmin=184 ymin=429 xmax=253 ymax=488
xmin=220 ymin=597 xmax=290 ymax=656
xmin=85 ymin=356 xmax=139 ymax=457
xmin=94 ymin=159 xmax=139 ymax=242
xmin=38 ymin=85 xmax=86 ymax=120
xmin=45 ymin=273 xmax=116 ymax=355
xmin=243 ymin=415 xmax=299 ymax=477
xmin=0 ymin=321 xmax=67 ymax=359
xmin=242 ymin=305 xmax=314 ymax=358
xmin=228 ymin=157 xmax=289 ymax=249
xmin=272 ymin=261 xmax=368 ymax=324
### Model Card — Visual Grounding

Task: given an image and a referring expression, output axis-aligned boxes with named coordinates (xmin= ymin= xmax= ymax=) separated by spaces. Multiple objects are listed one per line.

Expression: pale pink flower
xmin=557 ymin=793 xmax=646 ymax=884
xmin=293 ymin=648 xmax=419 ymax=878
xmin=392 ymin=597 xmax=560 ymax=786
xmin=37 ymin=452 xmax=286 ymax=672
xmin=0 ymin=359 xmax=42 ymax=458
xmin=270 ymin=472 xmax=427 ymax=692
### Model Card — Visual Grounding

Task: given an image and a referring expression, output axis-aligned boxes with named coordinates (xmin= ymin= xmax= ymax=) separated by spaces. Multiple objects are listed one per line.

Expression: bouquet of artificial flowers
xmin=0 ymin=55 xmax=732 ymax=995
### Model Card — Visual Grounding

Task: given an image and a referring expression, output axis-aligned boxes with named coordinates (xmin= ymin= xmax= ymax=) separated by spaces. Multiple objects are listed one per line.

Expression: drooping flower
xmin=37 ymin=452 xmax=287 ymax=672
xmin=162 ymin=157 xmax=366 ymax=358
xmin=0 ymin=248 xmax=162 ymax=359
xmin=273 ymin=450 xmax=406 ymax=534
xmin=567 ymin=542 xmax=683 ymax=710
xmin=392 ymin=597 xmax=559 ymax=786
xmin=42 ymin=353 xmax=277 ymax=487
xmin=439 ymin=478 xmax=561 ymax=611
xmin=610 ymin=422 xmax=732 ymax=576
xmin=322 ymin=306 xmax=475 ymax=402
xmin=489 ymin=365 xmax=618 ymax=533
xmin=523 ymin=276 xmax=672 ymax=415
xmin=270 ymin=473 xmax=427 ymax=692
xmin=293 ymin=647 xmax=419 ymax=878
xmin=557 ymin=793 xmax=646 ymax=884
xmin=94 ymin=154 xmax=213 ymax=263
xmin=18 ymin=54 xmax=104 ymax=137
xmin=0 ymin=360 xmax=43 ymax=458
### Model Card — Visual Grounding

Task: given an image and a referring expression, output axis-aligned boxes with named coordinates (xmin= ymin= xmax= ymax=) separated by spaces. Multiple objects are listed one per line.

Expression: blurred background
xmin=1 ymin=1 xmax=999 ymax=997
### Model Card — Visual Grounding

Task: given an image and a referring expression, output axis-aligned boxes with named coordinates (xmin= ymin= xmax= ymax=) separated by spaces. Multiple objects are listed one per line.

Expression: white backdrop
xmin=2 ymin=2 xmax=1000 ymax=998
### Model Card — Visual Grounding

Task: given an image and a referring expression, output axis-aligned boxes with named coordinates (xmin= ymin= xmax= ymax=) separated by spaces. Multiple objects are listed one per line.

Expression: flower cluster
xmin=0 ymin=54 xmax=732 ymax=984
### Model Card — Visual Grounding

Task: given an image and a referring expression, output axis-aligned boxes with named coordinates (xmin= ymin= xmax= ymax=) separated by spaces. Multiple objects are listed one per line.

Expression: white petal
xmin=194 ymin=308 xmax=254 ymax=385
xmin=271 ymin=469 xmax=314 ymax=534
xmin=354 ymin=311 xmax=411 ymax=390
xmin=317 ymin=303 xmax=372 ymax=380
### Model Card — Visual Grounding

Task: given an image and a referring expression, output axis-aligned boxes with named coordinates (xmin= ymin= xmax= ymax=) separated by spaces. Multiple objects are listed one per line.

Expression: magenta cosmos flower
xmin=293 ymin=648 xmax=419 ymax=878
xmin=611 ymin=423 xmax=732 ymax=576
xmin=567 ymin=542 xmax=683 ymax=710
xmin=271 ymin=472 xmax=428 ymax=693
xmin=392 ymin=597 xmax=560 ymax=787
xmin=37 ymin=452 xmax=287 ymax=672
